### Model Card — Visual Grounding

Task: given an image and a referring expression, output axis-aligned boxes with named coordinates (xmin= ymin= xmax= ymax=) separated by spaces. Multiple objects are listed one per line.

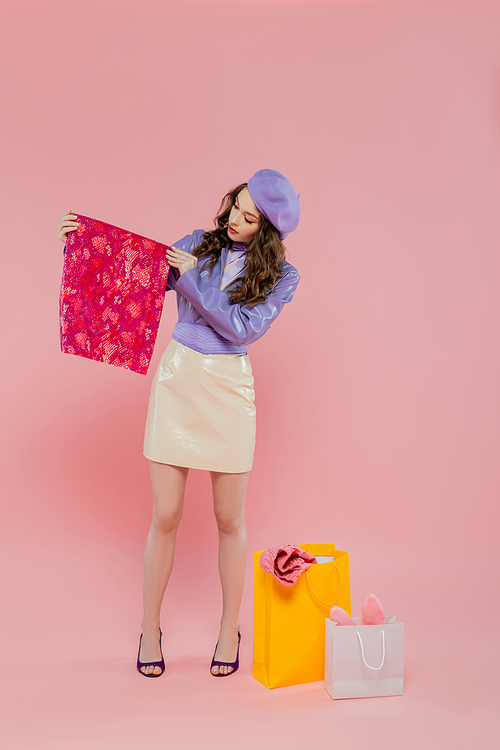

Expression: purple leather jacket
xmin=168 ymin=229 xmax=300 ymax=355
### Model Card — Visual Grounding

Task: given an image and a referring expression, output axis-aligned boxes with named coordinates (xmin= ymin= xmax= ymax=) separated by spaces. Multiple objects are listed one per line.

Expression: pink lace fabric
xmin=259 ymin=544 xmax=317 ymax=586
xmin=60 ymin=214 xmax=170 ymax=375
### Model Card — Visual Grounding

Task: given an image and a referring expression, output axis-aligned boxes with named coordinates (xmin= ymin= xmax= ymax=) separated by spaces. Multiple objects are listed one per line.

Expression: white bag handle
xmin=355 ymin=630 xmax=386 ymax=670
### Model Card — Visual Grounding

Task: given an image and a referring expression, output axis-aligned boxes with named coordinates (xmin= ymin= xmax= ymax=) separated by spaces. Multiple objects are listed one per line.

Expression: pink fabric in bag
xmin=259 ymin=544 xmax=317 ymax=586
xmin=60 ymin=214 xmax=170 ymax=375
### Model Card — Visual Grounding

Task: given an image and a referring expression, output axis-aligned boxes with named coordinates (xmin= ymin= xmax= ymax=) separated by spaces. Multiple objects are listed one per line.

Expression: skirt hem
xmin=143 ymin=452 xmax=253 ymax=474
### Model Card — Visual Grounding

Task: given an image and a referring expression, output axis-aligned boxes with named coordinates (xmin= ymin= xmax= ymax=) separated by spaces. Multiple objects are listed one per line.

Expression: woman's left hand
xmin=166 ymin=246 xmax=198 ymax=276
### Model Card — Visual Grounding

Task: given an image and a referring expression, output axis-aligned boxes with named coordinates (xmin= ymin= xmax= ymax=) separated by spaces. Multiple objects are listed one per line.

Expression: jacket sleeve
xmin=166 ymin=264 xmax=180 ymax=290
xmin=174 ymin=264 xmax=300 ymax=346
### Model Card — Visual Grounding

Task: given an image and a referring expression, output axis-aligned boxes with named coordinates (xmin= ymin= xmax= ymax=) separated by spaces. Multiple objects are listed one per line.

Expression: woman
xmin=57 ymin=169 xmax=300 ymax=678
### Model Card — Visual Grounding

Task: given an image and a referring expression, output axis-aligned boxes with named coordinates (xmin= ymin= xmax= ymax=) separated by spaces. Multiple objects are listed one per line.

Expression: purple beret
xmin=247 ymin=169 xmax=300 ymax=240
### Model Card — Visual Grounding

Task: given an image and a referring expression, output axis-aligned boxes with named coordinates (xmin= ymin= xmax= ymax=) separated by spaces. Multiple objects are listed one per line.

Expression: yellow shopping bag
xmin=252 ymin=543 xmax=351 ymax=689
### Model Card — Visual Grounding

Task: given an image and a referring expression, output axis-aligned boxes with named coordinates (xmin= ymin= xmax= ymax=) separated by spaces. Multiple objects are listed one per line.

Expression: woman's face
xmin=227 ymin=188 xmax=261 ymax=245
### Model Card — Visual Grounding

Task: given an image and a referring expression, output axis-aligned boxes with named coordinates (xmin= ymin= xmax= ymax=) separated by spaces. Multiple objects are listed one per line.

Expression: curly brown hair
xmin=192 ymin=184 xmax=286 ymax=307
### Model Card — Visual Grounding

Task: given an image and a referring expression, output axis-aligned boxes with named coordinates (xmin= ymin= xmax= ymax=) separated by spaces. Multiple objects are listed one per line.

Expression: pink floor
xmin=5 ymin=646 xmax=498 ymax=750
xmin=2 ymin=524 xmax=499 ymax=749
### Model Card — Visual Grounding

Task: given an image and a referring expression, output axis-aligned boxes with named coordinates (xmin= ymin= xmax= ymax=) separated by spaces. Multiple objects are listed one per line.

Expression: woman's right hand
xmin=57 ymin=209 xmax=79 ymax=244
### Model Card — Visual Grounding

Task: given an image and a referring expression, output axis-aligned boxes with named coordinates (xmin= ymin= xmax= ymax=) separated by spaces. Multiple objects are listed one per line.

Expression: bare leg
xmin=210 ymin=470 xmax=250 ymax=675
xmin=139 ymin=461 xmax=188 ymax=675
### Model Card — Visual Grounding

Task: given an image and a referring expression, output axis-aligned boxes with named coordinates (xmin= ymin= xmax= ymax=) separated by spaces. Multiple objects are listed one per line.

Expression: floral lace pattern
xmin=60 ymin=214 xmax=170 ymax=375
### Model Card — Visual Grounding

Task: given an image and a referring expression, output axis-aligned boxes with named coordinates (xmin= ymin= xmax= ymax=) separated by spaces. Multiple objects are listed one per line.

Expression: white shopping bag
xmin=324 ymin=616 xmax=404 ymax=699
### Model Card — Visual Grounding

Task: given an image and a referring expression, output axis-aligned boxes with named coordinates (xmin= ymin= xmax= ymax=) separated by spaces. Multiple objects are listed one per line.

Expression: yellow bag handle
xmin=304 ymin=564 xmax=341 ymax=608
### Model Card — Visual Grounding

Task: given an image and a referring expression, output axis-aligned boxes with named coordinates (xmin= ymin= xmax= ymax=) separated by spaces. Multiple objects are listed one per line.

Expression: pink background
xmin=1 ymin=0 xmax=499 ymax=747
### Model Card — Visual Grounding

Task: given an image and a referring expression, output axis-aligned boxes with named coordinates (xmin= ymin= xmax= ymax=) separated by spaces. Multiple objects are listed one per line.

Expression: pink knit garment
xmin=60 ymin=214 xmax=170 ymax=375
xmin=362 ymin=594 xmax=386 ymax=625
xmin=259 ymin=544 xmax=317 ymax=586
xmin=329 ymin=605 xmax=355 ymax=626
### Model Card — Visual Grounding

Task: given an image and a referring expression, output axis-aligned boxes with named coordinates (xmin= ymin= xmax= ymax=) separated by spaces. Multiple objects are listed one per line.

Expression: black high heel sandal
xmin=137 ymin=628 xmax=165 ymax=678
xmin=210 ymin=631 xmax=241 ymax=677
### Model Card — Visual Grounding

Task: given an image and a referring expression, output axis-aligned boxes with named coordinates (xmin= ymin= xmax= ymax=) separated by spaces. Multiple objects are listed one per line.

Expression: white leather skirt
xmin=143 ymin=339 xmax=256 ymax=472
